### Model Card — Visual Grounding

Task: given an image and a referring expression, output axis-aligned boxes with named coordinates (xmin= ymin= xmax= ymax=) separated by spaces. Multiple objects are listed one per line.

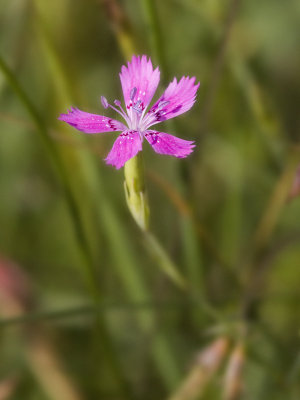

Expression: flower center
xmin=126 ymin=87 xmax=146 ymax=130
xmin=101 ymin=89 xmax=171 ymax=133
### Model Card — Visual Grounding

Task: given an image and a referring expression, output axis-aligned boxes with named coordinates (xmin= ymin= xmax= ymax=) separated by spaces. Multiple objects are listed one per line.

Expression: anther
xmin=114 ymin=100 xmax=121 ymax=107
xmin=130 ymin=87 xmax=137 ymax=101
xmin=101 ymin=96 xmax=109 ymax=109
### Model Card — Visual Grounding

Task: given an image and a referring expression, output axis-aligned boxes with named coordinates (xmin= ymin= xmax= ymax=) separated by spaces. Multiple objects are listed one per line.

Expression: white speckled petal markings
xmin=145 ymin=76 xmax=200 ymax=127
xmin=105 ymin=130 xmax=142 ymax=169
xmin=144 ymin=130 xmax=195 ymax=158
xmin=119 ymin=55 xmax=160 ymax=112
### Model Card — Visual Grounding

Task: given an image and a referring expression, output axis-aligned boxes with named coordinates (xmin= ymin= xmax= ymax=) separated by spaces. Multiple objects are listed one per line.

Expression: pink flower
xmin=59 ymin=55 xmax=200 ymax=169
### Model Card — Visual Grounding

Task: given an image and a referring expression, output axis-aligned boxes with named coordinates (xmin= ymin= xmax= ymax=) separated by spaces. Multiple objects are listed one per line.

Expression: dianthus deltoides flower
xmin=59 ymin=55 xmax=200 ymax=169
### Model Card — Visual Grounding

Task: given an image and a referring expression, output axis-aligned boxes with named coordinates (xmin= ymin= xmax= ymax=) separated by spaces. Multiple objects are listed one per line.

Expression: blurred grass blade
xmin=181 ymin=217 xmax=204 ymax=292
xmin=26 ymin=336 xmax=83 ymax=400
xmin=219 ymin=187 xmax=242 ymax=267
xmin=102 ymin=0 xmax=138 ymax=58
xmin=223 ymin=342 xmax=245 ymax=400
xmin=199 ymin=0 xmax=241 ymax=135
xmin=140 ymin=0 xmax=168 ymax=78
xmin=144 ymin=231 xmax=188 ymax=289
xmin=168 ymin=337 xmax=229 ymax=400
xmin=229 ymin=56 xmax=283 ymax=166
xmin=254 ymin=152 xmax=300 ymax=251
xmin=0 ymin=55 xmax=96 ymax=287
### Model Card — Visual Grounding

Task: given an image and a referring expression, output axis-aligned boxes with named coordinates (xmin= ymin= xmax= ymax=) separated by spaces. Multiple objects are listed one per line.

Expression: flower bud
xmin=124 ymin=153 xmax=149 ymax=230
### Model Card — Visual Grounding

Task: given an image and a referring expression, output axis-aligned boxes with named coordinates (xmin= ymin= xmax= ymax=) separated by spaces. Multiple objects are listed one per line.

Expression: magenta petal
xmin=144 ymin=130 xmax=195 ymax=158
xmin=58 ymin=107 xmax=126 ymax=134
xmin=119 ymin=55 xmax=160 ymax=110
xmin=105 ymin=130 xmax=142 ymax=169
xmin=148 ymin=77 xmax=200 ymax=124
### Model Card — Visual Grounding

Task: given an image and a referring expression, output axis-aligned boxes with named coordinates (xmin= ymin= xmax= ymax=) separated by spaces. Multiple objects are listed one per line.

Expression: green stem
xmin=143 ymin=231 xmax=188 ymax=289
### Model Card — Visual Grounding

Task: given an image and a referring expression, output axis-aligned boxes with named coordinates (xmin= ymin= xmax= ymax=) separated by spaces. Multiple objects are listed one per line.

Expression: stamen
xmin=130 ymin=87 xmax=137 ymax=101
xmin=101 ymin=96 xmax=109 ymax=109
xmin=133 ymin=100 xmax=142 ymax=114
xmin=113 ymin=99 xmax=128 ymax=119
xmin=101 ymin=96 xmax=130 ymax=125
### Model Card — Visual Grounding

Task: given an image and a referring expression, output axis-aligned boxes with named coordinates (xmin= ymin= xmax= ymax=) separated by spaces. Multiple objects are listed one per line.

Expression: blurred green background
xmin=0 ymin=0 xmax=300 ymax=399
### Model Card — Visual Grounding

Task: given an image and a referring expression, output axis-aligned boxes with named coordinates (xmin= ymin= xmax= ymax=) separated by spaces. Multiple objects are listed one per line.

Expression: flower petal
xmin=58 ymin=107 xmax=126 ymax=134
xmin=105 ymin=130 xmax=142 ymax=169
xmin=144 ymin=130 xmax=195 ymax=158
xmin=119 ymin=55 xmax=160 ymax=111
xmin=146 ymin=77 xmax=200 ymax=126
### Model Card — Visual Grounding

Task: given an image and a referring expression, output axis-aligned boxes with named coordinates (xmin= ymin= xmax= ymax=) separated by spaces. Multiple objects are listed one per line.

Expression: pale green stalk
xmin=124 ymin=156 xmax=189 ymax=287
xmin=108 ymin=1 xmax=189 ymax=289
xmin=144 ymin=232 xmax=188 ymax=289
xmin=124 ymin=152 xmax=149 ymax=230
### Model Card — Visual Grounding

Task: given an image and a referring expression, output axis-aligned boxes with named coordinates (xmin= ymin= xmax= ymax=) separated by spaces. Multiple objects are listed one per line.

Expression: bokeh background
xmin=1 ymin=0 xmax=300 ymax=399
